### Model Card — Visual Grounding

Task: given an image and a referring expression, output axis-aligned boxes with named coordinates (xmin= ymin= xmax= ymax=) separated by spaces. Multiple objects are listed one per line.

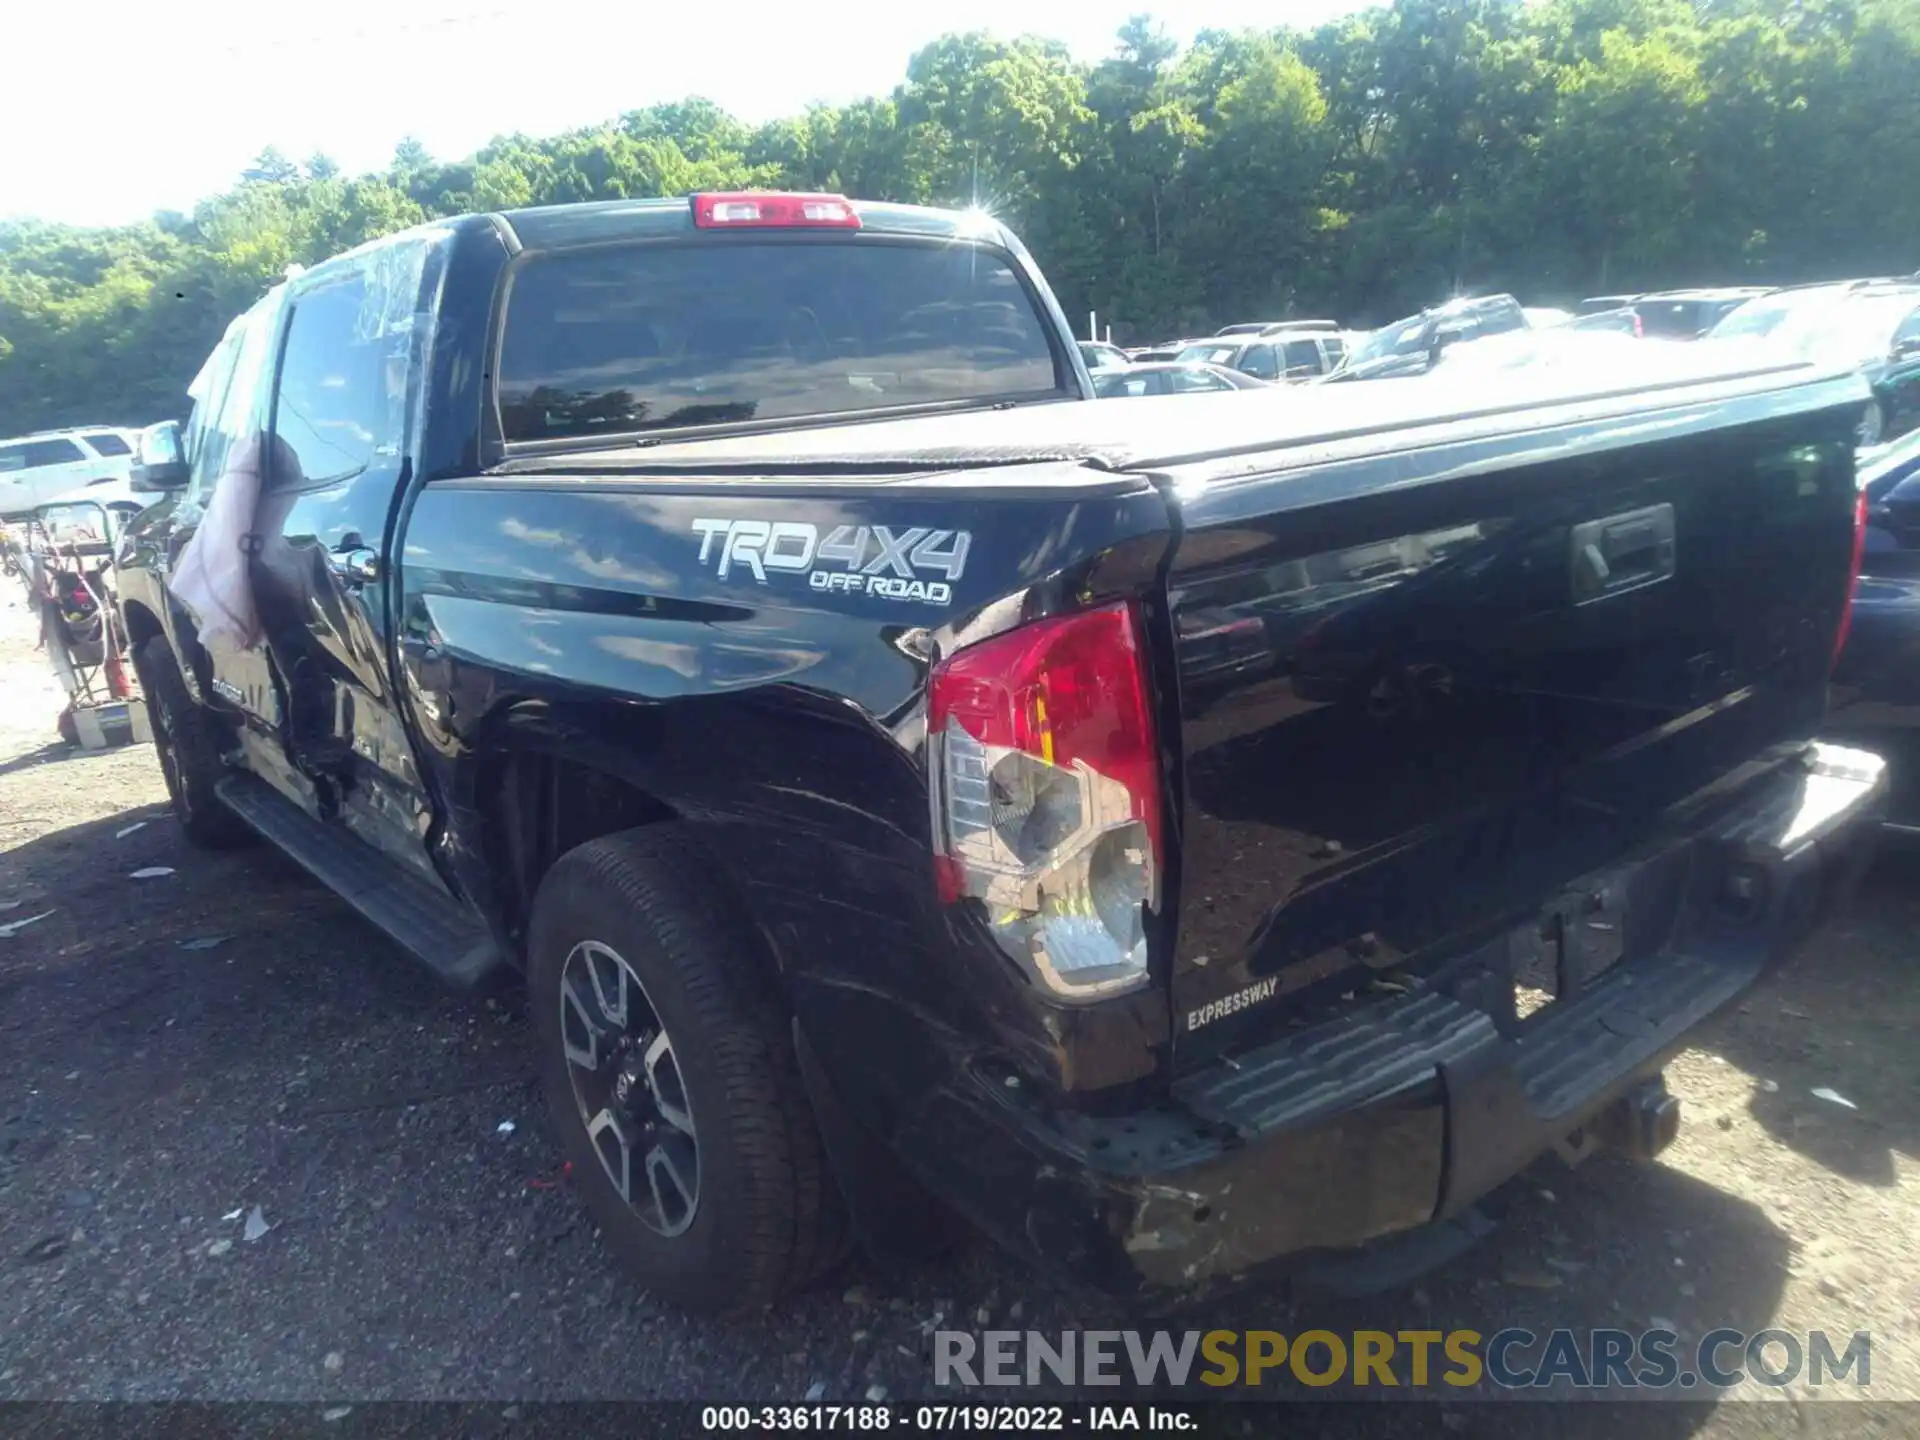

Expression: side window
xmin=190 ymin=292 xmax=286 ymax=503
xmin=29 ymin=438 xmax=85 ymax=467
xmin=1283 ymin=340 xmax=1323 ymax=378
xmin=79 ymin=431 xmax=132 ymax=457
xmin=1323 ymin=337 xmax=1347 ymax=366
xmin=183 ymin=337 xmax=241 ymax=496
xmin=1239 ymin=344 xmax=1280 ymax=380
xmin=0 ymin=444 xmax=26 ymax=473
xmin=270 ymin=265 xmax=418 ymax=491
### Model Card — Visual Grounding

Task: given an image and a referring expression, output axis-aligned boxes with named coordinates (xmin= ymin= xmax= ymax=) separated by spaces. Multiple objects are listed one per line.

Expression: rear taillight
xmin=1833 ymin=487 xmax=1869 ymax=669
xmin=927 ymin=602 xmax=1163 ymax=1001
xmin=691 ymin=192 xmax=861 ymax=229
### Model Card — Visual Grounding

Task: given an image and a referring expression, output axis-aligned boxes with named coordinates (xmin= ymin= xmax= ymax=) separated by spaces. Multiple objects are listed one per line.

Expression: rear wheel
xmin=1858 ymin=399 xmax=1886 ymax=448
xmin=527 ymin=827 xmax=847 ymax=1315
xmin=135 ymin=636 xmax=251 ymax=849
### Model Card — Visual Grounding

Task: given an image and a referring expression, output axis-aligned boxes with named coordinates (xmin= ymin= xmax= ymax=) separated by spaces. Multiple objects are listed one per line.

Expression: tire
xmin=135 ymin=636 xmax=252 ymax=849
xmin=527 ymin=827 xmax=848 ymax=1315
xmin=1858 ymin=399 xmax=1886 ymax=448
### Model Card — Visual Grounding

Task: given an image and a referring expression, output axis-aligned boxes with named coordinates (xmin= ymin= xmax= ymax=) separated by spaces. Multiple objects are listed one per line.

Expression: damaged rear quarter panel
xmin=393 ymin=472 xmax=1176 ymax=1135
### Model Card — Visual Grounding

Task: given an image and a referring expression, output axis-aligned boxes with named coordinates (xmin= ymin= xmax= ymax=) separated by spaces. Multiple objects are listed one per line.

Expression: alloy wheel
xmin=558 ymin=939 xmax=700 ymax=1237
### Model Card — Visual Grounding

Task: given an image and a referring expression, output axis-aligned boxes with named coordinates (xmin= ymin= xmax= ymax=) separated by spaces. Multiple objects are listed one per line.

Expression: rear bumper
xmin=886 ymin=741 xmax=1886 ymax=1300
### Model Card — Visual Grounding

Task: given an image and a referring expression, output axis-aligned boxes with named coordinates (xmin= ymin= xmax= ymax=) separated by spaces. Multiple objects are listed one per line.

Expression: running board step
xmin=216 ymin=773 xmax=505 ymax=989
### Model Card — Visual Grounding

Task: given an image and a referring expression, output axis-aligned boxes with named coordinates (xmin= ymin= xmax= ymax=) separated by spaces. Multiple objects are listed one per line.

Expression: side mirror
xmin=1894 ymin=336 xmax=1920 ymax=361
xmin=129 ymin=421 xmax=189 ymax=494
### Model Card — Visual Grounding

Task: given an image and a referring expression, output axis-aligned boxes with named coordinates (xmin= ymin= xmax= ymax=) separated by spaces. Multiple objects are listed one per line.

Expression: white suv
xmin=0 ymin=428 xmax=141 ymax=518
xmin=1175 ymin=328 xmax=1352 ymax=383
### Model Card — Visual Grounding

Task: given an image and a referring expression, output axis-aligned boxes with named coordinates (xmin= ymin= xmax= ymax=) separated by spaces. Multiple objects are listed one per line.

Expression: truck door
xmin=248 ymin=239 xmax=444 ymax=881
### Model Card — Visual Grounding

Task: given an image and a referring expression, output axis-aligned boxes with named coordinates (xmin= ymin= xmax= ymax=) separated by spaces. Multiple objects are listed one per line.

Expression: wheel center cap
xmin=612 ymin=1057 xmax=644 ymax=1107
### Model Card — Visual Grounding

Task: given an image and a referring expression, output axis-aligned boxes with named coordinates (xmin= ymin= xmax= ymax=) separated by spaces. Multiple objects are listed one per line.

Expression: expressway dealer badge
xmin=693 ymin=518 xmax=970 ymax=605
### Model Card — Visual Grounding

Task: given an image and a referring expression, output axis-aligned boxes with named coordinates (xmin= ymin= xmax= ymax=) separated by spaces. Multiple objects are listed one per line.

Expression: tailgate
xmin=1161 ymin=375 xmax=1865 ymax=1066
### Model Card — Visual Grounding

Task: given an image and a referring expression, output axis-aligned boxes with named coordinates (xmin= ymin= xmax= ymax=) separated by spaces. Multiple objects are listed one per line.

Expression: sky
xmin=3 ymin=0 xmax=1371 ymax=229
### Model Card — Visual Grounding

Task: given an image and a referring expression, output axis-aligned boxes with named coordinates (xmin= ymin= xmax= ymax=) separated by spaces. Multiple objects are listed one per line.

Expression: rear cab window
xmin=496 ymin=239 xmax=1069 ymax=444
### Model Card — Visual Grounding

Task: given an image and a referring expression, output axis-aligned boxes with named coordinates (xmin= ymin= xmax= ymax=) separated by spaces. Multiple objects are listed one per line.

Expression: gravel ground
xmin=1 ymin=593 xmax=1916 ymax=1436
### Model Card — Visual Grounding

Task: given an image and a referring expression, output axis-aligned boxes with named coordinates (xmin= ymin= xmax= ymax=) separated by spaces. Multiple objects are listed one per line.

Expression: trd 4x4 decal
xmin=691 ymin=519 xmax=971 ymax=606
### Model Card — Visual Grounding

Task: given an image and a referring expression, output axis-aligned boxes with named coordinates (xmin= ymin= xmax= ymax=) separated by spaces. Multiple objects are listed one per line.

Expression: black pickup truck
xmin=116 ymin=192 xmax=1888 ymax=1316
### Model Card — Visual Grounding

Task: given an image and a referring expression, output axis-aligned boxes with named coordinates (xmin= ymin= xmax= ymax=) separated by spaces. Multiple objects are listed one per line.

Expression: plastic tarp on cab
xmin=166 ymin=288 xmax=286 ymax=652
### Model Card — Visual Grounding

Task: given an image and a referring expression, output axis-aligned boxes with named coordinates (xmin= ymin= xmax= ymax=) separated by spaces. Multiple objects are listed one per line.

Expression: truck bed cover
xmin=488 ymin=354 xmax=1864 ymax=487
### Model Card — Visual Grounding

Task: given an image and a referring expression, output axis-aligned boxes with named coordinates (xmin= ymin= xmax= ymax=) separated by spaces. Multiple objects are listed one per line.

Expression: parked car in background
xmin=1631 ymin=288 xmax=1772 ymax=340
xmin=1078 ymin=340 xmax=1132 ymax=373
xmin=1572 ymin=289 xmax=1768 ymax=336
xmin=1707 ymin=281 xmax=1920 ymax=444
xmin=0 ymin=427 xmax=141 ymax=518
xmin=1092 ymin=362 xmax=1268 ymax=397
xmin=1323 ymin=294 xmax=1530 ymax=382
xmin=1571 ymin=306 xmax=1645 ymax=337
xmin=1176 ymin=328 xmax=1348 ymax=382
xmin=1827 ymin=428 xmax=1920 ymax=825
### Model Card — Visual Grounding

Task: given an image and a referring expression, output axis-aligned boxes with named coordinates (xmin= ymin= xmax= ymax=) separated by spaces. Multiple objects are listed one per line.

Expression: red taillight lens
xmin=691 ymin=192 xmax=861 ymax=230
xmin=1832 ymin=487 xmax=1869 ymax=669
xmin=927 ymin=602 xmax=1163 ymax=1000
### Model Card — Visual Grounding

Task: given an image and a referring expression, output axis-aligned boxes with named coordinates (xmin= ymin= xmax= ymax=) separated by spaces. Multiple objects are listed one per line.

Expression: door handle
xmin=328 ymin=545 xmax=381 ymax=586
xmin=1569 ymin=503 xmax=1676 ymax=605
